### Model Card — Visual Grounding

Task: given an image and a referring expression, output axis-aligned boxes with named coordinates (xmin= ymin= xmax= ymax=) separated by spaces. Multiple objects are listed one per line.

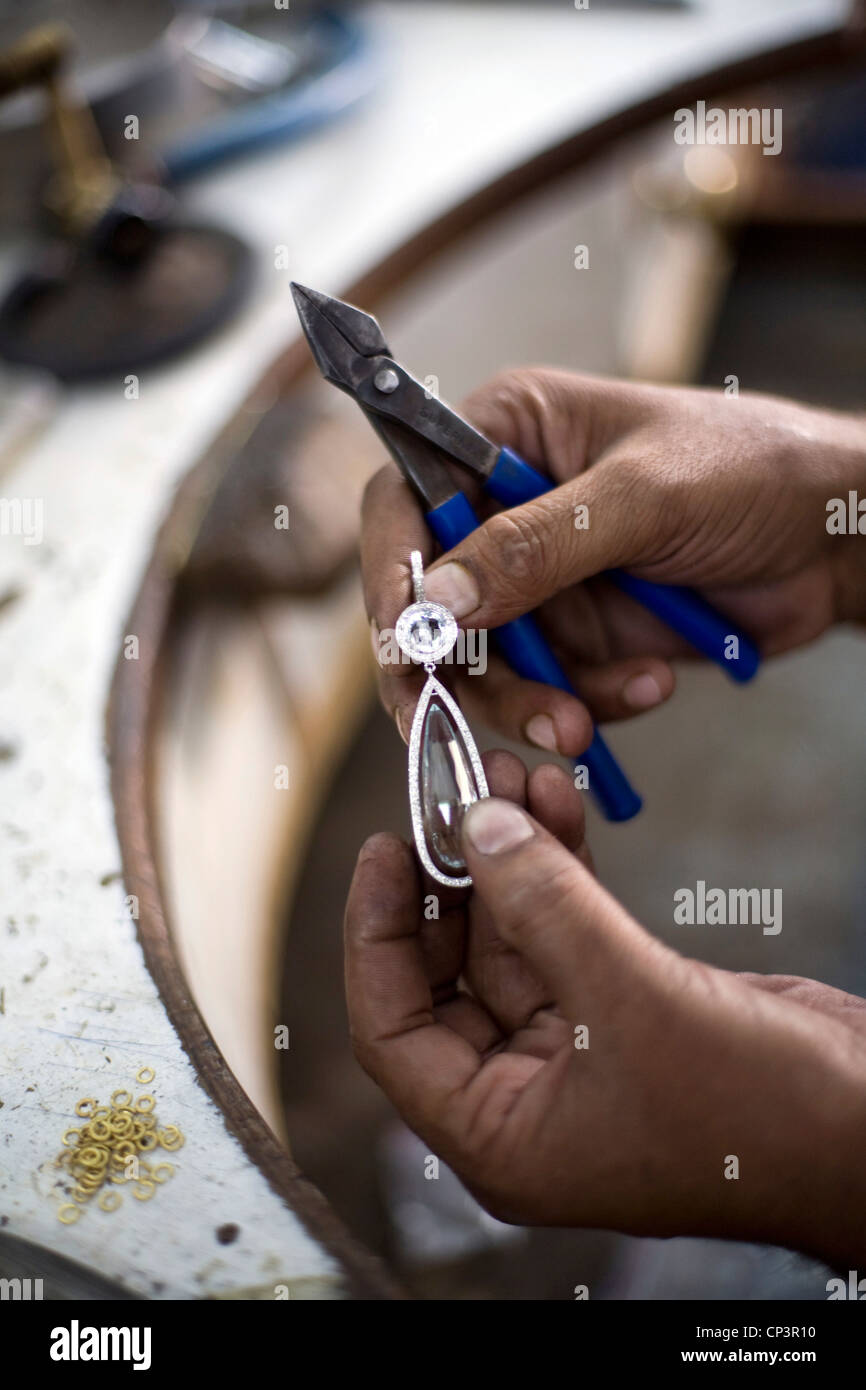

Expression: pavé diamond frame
xmin=406 ymin=672 xmax=489 ymax=889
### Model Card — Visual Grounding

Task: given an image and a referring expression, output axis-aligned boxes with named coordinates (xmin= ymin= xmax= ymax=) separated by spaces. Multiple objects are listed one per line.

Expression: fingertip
xmin=481 ymin=748 xmax=528 ymax=804
xmin=462 ymin=797 xmax=535 ymax=857
xmin=527 ymin=762 xmax=586 ymax=852
xmin=621 ymin=661 xmax=675 ymax=712
xmin=524 ymin=713 xmax=558 ymax=752
xmin=424 ymin=561 xmax=479 ymax=620
xmin=350 ymin=833 xmax=419 ymax=918
xmin=523 ymin=700 xmax=594 ymax=758
xmin=572 ymin=656 xmax=676 ymax=723
xmin=527 ymin=760 xmax=576 ymax=797
xmin=457 ymin=662 xmax=593 ymax=760
xmin=356 ymin=830 xmax=409 ymax=867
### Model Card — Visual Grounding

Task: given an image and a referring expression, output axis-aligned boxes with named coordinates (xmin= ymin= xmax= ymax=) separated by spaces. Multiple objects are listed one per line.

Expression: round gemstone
xmin=395 ymin=601 xmax=457 ymax=664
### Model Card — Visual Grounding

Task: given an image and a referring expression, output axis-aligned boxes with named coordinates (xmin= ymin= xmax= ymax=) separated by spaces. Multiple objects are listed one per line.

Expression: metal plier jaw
xmin=291 ymin=281 xmax=497 ymax=480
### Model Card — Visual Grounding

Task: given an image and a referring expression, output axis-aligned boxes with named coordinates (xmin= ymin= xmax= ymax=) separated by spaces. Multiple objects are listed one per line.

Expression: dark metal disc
xmin=0 ymin=223 xmax=253 ymax=380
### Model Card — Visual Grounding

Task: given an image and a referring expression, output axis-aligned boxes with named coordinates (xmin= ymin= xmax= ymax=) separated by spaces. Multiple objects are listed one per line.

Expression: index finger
xmin=360 ymin=463 xmax=432 ymax=651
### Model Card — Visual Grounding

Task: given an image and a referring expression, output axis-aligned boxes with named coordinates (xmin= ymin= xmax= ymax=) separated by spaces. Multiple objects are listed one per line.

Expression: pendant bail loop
xmin=410 ymin=549 xmax=426 ymax=604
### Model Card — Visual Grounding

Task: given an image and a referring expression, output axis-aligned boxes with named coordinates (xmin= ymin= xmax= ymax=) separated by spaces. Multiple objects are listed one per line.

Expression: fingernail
xmin=623 ymin=673 xmax=663 ymax=710
xmin=463 ymin=799 xmax=534 ymax=855
xmin=425 ymin=562 xmax=479 ymax=619
xmin=525 ymin=714 xmax=559 ymax=752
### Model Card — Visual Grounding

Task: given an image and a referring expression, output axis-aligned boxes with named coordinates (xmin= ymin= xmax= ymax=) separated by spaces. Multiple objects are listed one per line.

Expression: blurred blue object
xmin=792 ymin=74 xmax=866 ymax=172
xmin=162 ymin=8 xmax=378 ymax=183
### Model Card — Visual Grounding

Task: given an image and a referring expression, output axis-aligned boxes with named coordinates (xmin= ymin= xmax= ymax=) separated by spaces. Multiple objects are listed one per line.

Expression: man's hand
xmin=361 ymin=371 xmax=866 ymax=755
xmin=344 ymin=752 xmax=866 ymax=1269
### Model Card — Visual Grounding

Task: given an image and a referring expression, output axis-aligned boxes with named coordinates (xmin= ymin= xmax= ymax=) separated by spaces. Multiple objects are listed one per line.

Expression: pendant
xmin=396 ymin=551 xmax=489 ymax=888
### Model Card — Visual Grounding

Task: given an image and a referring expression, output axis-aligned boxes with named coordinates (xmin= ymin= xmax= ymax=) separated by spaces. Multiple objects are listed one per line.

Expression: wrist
xmin=776 ymin=1053 xmax=866 ymax=1271
xmin=703 ymin=1005 xmax=866 ymax=1269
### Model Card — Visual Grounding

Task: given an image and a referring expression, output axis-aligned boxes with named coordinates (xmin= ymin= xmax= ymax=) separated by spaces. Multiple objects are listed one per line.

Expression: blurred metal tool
xmin=0 ymin=6 xmax=378 ymax=221
xmin=160 ymin=8 xmax=377 ymax=184
xmin=0 ymin=22 xmax=116 ymax=237
xmin=0 ymin=22 xmax=251 ymax=380
xmin=184 ymin=18 xmax=300 ymax=96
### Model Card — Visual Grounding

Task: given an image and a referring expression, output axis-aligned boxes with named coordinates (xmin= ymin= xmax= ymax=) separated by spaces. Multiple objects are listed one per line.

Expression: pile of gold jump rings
xmin=55 ymin=1067 xmax=184 ymax=1225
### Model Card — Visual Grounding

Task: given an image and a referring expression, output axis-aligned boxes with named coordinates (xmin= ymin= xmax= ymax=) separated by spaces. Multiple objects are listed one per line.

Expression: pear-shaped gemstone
xmin=419 ymin=698 xmax=481 ymax=874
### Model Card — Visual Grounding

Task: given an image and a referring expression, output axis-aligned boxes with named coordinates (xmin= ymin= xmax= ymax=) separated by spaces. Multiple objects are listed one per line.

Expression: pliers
xmin=291 ymin=282 xmax=760 ymax=822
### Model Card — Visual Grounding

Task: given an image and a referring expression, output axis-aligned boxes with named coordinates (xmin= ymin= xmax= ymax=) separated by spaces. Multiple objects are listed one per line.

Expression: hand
xmin=361 ymin=371 xmax=866 ymax=756
xmin=344 ymin=752 xmax=866 ymax=1269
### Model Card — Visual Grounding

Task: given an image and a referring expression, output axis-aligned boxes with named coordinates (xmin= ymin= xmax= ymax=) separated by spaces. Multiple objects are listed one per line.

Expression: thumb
xmin=424 ymin=453 xmax=662 ymax=629
xmin=461 ymin=797 xmax=680 ymax=1022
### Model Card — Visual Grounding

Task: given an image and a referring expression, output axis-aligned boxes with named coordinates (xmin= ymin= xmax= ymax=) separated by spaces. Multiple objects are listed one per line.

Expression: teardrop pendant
xmin=408 ymin=675 xmax=488 ymax=887
xmin=396 ymin=550 xmax=489 ymax=889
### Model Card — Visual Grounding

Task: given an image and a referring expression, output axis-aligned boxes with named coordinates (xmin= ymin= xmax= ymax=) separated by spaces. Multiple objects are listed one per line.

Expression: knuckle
xmin=607 ymin=451 xmax=652 ymax=505
xmin=593 ymin=450 xmax=674 ymax=562
xmin=462 ymin=367 xmax=563 ymax=451
xmin=347 ymin=1028 xmax=378 ymax=1078
xmin=614 ymin=448 xmax=676 ymax=519
xmin=464 ymin=366 xmax=546 ymax=417
xmin=478 ymin=506 xmax=555 ymax=598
